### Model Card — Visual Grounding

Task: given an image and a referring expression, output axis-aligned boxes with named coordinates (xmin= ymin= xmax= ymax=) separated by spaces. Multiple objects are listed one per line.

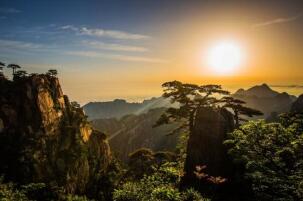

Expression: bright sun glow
xmin=207 ymin=41 xmax=243 ymax=75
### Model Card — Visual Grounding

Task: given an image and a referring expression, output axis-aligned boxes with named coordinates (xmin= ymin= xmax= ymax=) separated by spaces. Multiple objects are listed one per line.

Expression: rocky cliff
xmin=0 ymin=74 xmax=111 ymax=194
xmin=183 ymin=107 xmax=235 ymax=181
xmin=182 ymin=107 xmax=254 ymax=200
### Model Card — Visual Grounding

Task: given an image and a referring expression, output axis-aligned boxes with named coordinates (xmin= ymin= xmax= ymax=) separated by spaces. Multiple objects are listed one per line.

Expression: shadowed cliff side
xmin=0 ymin=74 xmax=111 ymax=195
xmin=291 ymin=94 xmax=303 ymax=113
xmin=183 ymin=107 xmax=234 ymax=181
xmin=182 ymin=107 xmax=254 ymax=201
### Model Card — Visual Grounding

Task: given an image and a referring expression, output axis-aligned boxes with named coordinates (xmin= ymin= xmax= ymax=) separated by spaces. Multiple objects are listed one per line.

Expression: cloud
xmin=61 ymin=25 xmax=78 ymax=32
xmin=82 ymin=40 xmax=148 ymax=52
xmin=0 ymin=39 xmax=58 ymax=54
xmin=65 ymin=51 xmax=168 ymax=63
xmin=0 ymin=8 xmax=21 ymax=14
xmin=270 ymin=85 xmax=303 ymax=88
xmin=252 ymin=14 xmax=302 ymax=28
xmin=0 ymin=39 xmax=44 ymax=50
xmin=61 ymin=25 xmax=150 ymax=40
xmin=0 ymin=16 xmax=7 ymax=20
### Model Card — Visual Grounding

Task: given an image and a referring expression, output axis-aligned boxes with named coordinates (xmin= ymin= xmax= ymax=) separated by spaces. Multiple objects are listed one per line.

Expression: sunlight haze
xmin=1 ymin=0 xmax=302 ymax=103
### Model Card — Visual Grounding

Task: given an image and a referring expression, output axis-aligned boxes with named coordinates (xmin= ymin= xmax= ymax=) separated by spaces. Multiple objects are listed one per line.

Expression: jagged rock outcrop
xmin=182 ymin=107 xmax=235 ymax=184
xmin=0 ymin=74 xmax=111 ymax=194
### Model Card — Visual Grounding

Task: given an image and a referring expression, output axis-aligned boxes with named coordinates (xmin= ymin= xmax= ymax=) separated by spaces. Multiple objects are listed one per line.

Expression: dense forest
xmin=0 ymin=65 xmax=302 ymax=201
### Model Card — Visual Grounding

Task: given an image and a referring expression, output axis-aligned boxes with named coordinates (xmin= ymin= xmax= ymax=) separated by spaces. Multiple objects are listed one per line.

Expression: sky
xmin=0 ymin=0 xmax=303 ymax=103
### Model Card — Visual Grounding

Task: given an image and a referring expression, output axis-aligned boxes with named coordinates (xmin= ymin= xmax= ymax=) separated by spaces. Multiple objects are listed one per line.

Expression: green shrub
xmin=0 ymin=181 xmax=28 ymax=201
xmin=112 ymin=182 xmax=142 ymax=201
xmin=182 ymin=188 xmax=209 ymax=201
xmin=225 ymin=119 xmax=303 ymax=201
xmin=66 ymin=194 xmax=91 ymax=201
xmin=151 ymin=186 xmax=181 ymax=201
xmin=113 ymin=162 xmax=208 ymax=201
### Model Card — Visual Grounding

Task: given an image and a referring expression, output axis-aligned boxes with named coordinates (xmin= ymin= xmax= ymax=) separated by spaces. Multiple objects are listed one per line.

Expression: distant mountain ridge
xmin=84 ymin=83 xmax=298 ymax=122
xmin=91 ymin=108 xmax=179 ymax=161
xmin=83 ymin=97 xmax=174 ymax=120
xmin=235 ymin=83 xmax=279 ymax=97
xmin=85 ymin=83 xmax=299 ymax=162
xmin=233 ymin=83 xmax=297 ymax=118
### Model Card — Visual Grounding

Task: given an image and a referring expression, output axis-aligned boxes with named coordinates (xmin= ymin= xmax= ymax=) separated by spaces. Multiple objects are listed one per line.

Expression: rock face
xmin=0 ymin=74 xmax=111 ymax=194
xmin=183 ymin=107 xmax=235 ymax=184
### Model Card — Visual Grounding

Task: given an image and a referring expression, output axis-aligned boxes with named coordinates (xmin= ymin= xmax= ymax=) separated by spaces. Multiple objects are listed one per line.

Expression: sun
xmin=207 ymin=41 xmax=244 ymax=75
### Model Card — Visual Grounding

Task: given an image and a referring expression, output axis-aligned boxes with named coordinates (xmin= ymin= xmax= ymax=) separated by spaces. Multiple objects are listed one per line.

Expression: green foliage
xmin=7 ymin=63 xmax=21 ymax=75
xmin=181 ymin=188 xmax=207 ymax=201
xmin=0 ymin=178 xmax=93 ymax=201
xmin=71 ymin=101 xmax=81 ymax=109
xmin=0 ymin=180 xmax=28 ymax=201
xmin=127 ymin=148 xmax=156 ymax=179
xmin=65 ymin=194 xmax=91 ymax=201
xmin=176 ymin=131 xmax=189 ymax=167
xmin=127 ymin=148 xmax=177 ymax=180
xmin=225 ymin=119 xmax=303 ymax=201
xmin=47 ymin=69 xmax=58 ymax=77
xmin=13 ymin=70 xmax=28 ymax=81
xmin=113 ymin=162 xmax=209 ymax=201
xmin=150 ymin=186 xmax=181 ymax=201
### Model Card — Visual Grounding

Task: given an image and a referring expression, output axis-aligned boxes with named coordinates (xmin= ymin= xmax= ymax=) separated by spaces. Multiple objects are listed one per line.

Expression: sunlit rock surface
xmin=0 ymin=74 xmax=111 ymax=194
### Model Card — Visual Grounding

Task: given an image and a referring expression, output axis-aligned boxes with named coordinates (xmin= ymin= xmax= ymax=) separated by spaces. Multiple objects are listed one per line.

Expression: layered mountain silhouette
xmin=233 ymin=83 xmax=297 ymax=118
xmin=91 ymin=108 xmax=179 ymax=161
xmin=83 ymin=97 xmax=174 ymax=120
xmin=83 ymin=83 xmax=298 ymax=161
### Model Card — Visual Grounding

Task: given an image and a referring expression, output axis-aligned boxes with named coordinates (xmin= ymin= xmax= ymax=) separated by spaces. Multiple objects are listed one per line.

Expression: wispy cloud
xmin=270 ymin=85 xmax=303 ymax=88
xmin=252 ymin=14 xmax=302 ymax=28
xmin=0 ymin=16 xmax=7 ymax=20
xmin=65 ymin=51 xmax=168 ymax=63
xmin=82 ymin=40 xmax=148 ymax=52
xmin=0 ymin=39 xmax=44 ymax=50
xmin=61 ymin=25 xmax=150 ymax=40
xmin=0 ymin=39 xmax=58 ymax=54
xmin=0 ymin=8 xmax=21 ymax=14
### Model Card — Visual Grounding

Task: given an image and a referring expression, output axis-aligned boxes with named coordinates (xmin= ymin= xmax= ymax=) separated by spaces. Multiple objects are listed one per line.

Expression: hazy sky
xmin=0 ymin=0 xmax=303 ymax=103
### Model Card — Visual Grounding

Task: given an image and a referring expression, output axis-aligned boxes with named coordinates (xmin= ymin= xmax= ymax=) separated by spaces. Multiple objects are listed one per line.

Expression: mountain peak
xmin=261 ymin=83 xmax=270 ymax=89
xmin=234 ymin=83 xmax=279 ymax=98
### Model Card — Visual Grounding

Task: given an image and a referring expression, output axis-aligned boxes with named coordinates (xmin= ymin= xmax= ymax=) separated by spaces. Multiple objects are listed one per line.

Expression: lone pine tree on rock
xmin=7 ymin=63 xmax=21 ymax=75
xmin=47 ymin=69 xmax=58 ymax=77
xmin=154 ymin=80 xmax=229 ymax=135
xmin=155 ymin=81 xmax=264 ymax=134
